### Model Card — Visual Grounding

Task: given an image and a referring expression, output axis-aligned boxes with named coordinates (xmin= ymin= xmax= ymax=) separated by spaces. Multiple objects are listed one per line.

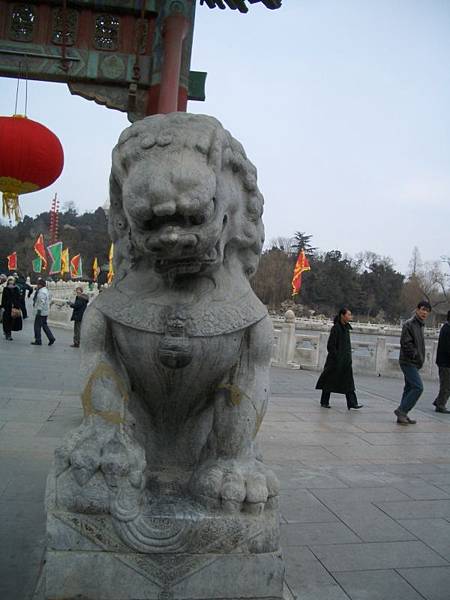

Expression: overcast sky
xmin=1 ymin=0 xmax=449 ymax=274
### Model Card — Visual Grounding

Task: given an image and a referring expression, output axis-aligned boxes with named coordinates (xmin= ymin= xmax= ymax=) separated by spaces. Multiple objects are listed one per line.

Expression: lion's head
xmin=109 ymin=113 xmax=264 ymax=283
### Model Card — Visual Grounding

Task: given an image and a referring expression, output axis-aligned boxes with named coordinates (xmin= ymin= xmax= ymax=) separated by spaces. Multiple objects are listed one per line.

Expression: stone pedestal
xmin=45 ymin=470 xmax=285 ymax=600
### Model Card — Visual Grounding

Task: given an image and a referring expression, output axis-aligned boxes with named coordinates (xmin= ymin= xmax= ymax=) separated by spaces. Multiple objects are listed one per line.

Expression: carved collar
xmin=94 ymin=286 xmax=267 ymax=336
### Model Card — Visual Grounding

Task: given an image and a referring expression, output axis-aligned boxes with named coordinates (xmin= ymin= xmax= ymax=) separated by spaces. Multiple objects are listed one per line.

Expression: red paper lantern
xmin=0 ymin=114 xmax=64 ymax=221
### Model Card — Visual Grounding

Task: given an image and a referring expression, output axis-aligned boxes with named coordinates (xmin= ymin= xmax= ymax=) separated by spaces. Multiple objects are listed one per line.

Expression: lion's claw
xmin=57 ymin=425 xmax=146 ymax=492
xmin=190 ymin=459 xmax=279 ymax=513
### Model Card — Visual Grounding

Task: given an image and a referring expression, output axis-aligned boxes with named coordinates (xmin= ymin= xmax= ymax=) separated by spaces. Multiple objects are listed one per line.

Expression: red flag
xmin=291 ymin=249 xmax=311 ymax=296
xmin=7 ymin=252 xmax=17 ymax=271
xmin=34 ymin=234 xmax=47 ymax=269
xmin=70 ymin=254 xmax=82 ymax=278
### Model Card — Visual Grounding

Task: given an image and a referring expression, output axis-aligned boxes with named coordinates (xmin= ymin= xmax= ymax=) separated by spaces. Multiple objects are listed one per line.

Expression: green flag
xmin=32 ymin=257 xmax=42 ymax=273
xmin=47 ymin=241 xmax=63 ymax=275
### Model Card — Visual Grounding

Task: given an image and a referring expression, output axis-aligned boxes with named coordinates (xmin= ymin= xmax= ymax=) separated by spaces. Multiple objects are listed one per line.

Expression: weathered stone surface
xmin=45 ymin=113 xmax=284 ymax=599
xmin=47 ymin=469 xmax=280 ymax=556
xmin=45 ymin=549 xmax=285 ymax=600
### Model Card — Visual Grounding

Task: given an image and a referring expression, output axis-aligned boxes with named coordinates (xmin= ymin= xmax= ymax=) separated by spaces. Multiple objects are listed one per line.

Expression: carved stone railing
xmin=46 ymin=280 xmax=99 ymax=328
xmin=272 ymin=311 xmax=439 ymax=380
xmin=47 ymin=297 xmax=440 ymax=379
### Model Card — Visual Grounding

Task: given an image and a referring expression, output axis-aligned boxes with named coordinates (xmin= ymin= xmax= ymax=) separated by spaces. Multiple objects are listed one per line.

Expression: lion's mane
xmin=108 ymin=113 xmax=265 ymax=282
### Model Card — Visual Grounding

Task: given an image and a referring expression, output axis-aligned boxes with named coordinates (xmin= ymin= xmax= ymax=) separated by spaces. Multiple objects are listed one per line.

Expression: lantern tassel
xmin=2 ymin=192 xmax=22 ymax=222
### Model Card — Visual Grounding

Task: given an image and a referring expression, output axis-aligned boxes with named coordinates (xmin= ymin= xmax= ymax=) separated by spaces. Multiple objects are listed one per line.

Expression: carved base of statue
xmin=45 ymin=467 xmax=284 ymax=600
xmin=44 ymin=113 xmax=285 ymax=600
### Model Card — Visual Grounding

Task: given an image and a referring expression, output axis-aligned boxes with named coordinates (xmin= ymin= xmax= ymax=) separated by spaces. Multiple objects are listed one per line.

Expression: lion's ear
xmin=108 ymin=174 xmax=128 ymax=241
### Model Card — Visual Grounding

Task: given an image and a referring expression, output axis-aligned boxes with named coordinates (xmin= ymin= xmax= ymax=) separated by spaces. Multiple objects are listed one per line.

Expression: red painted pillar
xmin=157 ymin=13 xmax=189 ymax=114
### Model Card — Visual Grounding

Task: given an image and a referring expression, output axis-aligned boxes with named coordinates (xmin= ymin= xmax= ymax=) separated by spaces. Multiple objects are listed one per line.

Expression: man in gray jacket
xmin=395 ymin=300 xmax=431 ymax=425
xmin=31 ymin=278 xmax=56 ymax=346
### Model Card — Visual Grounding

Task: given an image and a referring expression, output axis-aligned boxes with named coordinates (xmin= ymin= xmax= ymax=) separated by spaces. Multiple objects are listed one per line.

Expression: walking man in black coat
xmin=395 ymin=300 xmax=431 ymax=425
xmin=433 ymin=310 xmax=450 ymax=414
xmin=68 ymin=287 xmax=89 ymax=348
xmin=316 ymin=307 xmax=363 ymax=410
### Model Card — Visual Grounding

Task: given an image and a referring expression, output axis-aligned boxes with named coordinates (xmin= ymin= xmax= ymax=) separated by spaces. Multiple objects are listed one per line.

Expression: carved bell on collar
xmin=157 ymin=314 xmax=192 ymax=369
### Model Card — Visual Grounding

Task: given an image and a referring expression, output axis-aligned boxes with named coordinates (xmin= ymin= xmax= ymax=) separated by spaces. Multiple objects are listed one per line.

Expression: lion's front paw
xmin=65 ymin=428 xmax=145 ymax=488
xmin=55 ymin=425 xmax=146 ymax=513
xmin=190 ymin=458 xmax=279 ymax=514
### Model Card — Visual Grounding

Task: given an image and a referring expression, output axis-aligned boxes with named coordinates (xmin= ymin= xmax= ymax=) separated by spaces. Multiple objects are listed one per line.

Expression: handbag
xmin=11 ymin=307 xmax=22 ymax=319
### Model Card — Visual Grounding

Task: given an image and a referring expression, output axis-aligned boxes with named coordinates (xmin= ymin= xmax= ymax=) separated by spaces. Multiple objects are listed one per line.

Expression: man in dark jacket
xmin=68 ymin=287 xmax=89 ymax=348
xmin=395 ymin=300 xmax=431 ymax=425
xmin=433 ymin=311 xmax=450 ymax=414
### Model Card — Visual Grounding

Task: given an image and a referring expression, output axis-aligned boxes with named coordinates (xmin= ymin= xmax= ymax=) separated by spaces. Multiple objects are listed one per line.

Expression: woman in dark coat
xmin=316 ymin=307 xmax=363 ymax=410
xmin=1 ymin=276 xmax=23 ymax=341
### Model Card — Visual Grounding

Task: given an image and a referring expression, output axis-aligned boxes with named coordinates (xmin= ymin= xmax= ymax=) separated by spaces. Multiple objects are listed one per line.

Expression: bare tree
xmin=269 ymin=236 xmax=296 ymax=255
xmin=426 ymin=261 xmax=449 ymax=306
xmin=404 ymin=260 xmax=450 ymax=321
xmin=62 ymin=200 xmax=78 ymax=215
xmin=408 ymin=246 xmax=422 ymax=277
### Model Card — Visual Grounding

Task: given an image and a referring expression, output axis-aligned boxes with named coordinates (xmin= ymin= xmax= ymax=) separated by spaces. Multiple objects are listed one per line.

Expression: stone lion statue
xmin=54 ymin=113 xmax=278 ymax=528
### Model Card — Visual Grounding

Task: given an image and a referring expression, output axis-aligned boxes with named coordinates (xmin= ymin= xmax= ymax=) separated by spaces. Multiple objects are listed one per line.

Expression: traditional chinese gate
xmin=0 ymin=0 xmax=281 ymax=121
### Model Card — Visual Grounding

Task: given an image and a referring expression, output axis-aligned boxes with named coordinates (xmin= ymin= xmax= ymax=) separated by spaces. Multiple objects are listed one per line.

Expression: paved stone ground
xmin=1 ymin=317 xmax=450 ymax=600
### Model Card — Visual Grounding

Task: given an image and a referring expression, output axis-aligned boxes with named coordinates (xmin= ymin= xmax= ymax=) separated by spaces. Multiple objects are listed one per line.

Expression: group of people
xmin=2 ymin=272 xmax=450 ymax=420
xmin=316 ymin=301 xmax=450 ymax=422
xmin=0 ymin=274 xmax=89 ymax=348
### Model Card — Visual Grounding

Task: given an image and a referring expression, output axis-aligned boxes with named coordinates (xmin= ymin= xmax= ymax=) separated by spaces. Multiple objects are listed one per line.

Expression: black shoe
xmin=48 ymin=339 xmax=55 ymax=346
xmin=435 ymin=406 xmax=450 ymax=414
xmin=6 ymin=336 xmax=13 ymax=341
xmin=31 ymin=341 xmax=42 ymax=346
xmin=348 ymin=404 xmax=363 ymax=410
xmin=320 ymin=404 xmax=330 ymax=409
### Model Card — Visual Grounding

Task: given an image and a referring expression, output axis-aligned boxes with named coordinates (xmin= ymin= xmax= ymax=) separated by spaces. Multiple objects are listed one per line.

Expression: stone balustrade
xmin=272 ymin=310 xmax=439 ymax=380
xmin=46 ymin=296 xmax=440 ymax=380
xmin=47 ymin=280 xmax=99 ymax=299
xmin=46 ymin=280 xmax=99 ymax=328
xmin=271 ymin=314 xmax=441 ymax=338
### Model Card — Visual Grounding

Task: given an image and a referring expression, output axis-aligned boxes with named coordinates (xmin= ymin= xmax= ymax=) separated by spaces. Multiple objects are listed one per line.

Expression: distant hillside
xmin=0 ymin=207 xmax=110 ymax=281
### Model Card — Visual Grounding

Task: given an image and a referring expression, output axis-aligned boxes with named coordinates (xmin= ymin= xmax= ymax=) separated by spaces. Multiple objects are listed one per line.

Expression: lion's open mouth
xmin=142 ymin=213 xmax=206 ymax=231
xmin=154 ymin=245 xmax=219 ymax=276
xmin=155 ymin=258 xmax=202 ymax=275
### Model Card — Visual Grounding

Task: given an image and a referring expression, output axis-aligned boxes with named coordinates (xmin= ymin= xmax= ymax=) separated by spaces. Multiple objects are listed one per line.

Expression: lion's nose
xmin=153 ymin=201 xmax=177 ymax=217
